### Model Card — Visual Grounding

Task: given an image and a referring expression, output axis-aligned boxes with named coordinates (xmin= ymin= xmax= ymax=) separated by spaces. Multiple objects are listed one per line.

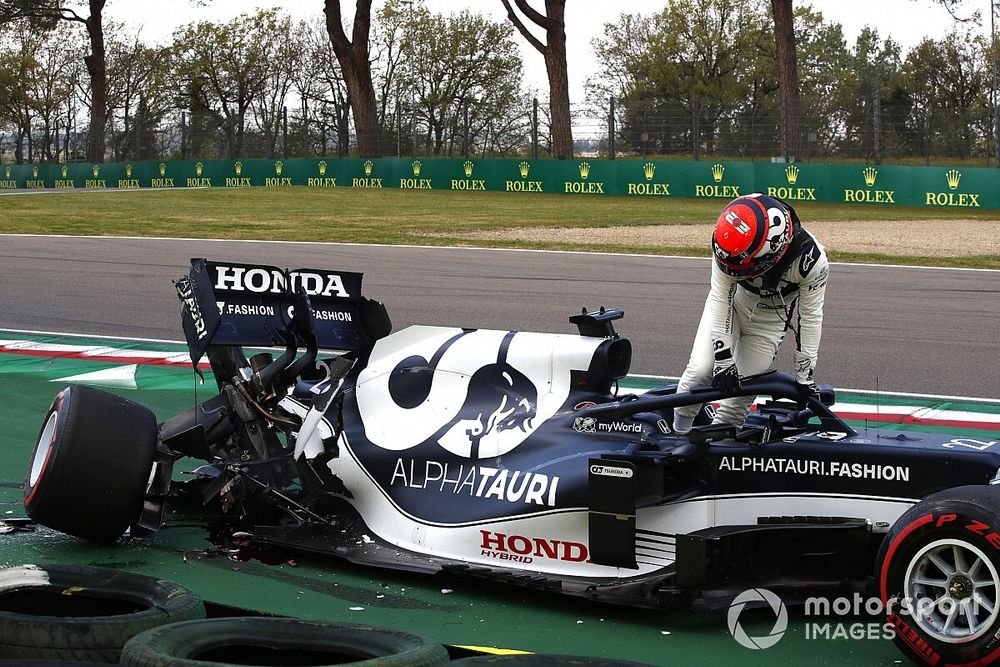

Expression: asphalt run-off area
xmin=2 ymin=329 xmax=998 ymax=665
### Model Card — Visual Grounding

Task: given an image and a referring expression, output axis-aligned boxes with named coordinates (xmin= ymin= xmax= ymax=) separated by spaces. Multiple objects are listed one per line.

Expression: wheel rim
xmin=904 ymin=538 xmax=1000 ymax=643
xmin=29 ymin=412 xmax=57 ymax=487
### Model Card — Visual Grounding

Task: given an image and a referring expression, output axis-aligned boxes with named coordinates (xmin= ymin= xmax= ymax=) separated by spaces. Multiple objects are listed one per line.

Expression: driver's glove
xmin=794 ymin=351 xmax=819 ymax=400
xmin=711 ymin=335 xmax=740 ymax=393
xmin=796 ymin=380 xmax=820 ymax=400
xmin=711 ymin=363 xmax=741 ymax=393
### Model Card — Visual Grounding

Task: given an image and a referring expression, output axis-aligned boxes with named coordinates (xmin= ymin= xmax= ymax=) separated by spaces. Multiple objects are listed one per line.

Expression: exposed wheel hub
xmin=949 ymin=574 xmax=973 ymax=600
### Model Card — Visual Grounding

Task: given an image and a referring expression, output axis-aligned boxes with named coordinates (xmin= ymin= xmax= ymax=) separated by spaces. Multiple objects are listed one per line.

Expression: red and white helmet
xmin=711 ymin=194 xmax=794 ymax=279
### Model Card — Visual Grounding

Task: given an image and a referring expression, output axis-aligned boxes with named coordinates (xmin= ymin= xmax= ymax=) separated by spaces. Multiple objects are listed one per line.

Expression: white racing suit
xmin=673 ymin=228 xmax=829 ymax=427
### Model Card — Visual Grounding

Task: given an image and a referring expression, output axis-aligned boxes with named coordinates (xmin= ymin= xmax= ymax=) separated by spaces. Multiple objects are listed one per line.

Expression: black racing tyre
xmin=0 ymin=661 xmax=110 ymax=665
xmin=120 ymin=618 xmax=450 ymax=667
xmin=0 ymin=563 xmax=205 ymax=663
xmin=450 ymin=654 xmax=655 ymax=665
xmin=877 ymin=485 xmax=1000 ymax=666
xmin=23 ymin=385 xmax=157 ymax=542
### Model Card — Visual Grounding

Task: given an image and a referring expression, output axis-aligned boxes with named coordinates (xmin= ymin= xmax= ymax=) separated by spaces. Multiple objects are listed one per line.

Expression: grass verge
xmin=1 ymin=187 xmax=997 ymax=268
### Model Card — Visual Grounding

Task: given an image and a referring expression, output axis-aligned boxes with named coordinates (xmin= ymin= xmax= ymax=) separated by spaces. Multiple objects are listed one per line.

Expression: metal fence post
xmin=321 ymin=108 xmax=327 ymax=158
xmin=531 ymin=97 xmax=538 ymax=159
xmin=282 ymin=107 xmax=288 ymax=159
xmin=180 ymin=111 xmax=187 ymax=161
xmin=873 ymin=89 xmax=882 ymax=164
xmin=608 ymin=96 xmax=616 ymax=160
xmin=782 ymin=95 xmax=789 ymax=162
xmin=464 ymin=103 xmax=470 ymax=158
xmin=136 ymin=101 xmax=142 ymax=159
xmin=396 ymin=103 xmax=402 ymax=158
xmin=692 ymin=97 xmax=701 ymax=161
xmin=993 ymin=0 xmax=999 ymax=167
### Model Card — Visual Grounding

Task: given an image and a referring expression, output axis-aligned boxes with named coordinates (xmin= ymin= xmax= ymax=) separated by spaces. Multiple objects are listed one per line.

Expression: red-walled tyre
xmin=23 ymin=385 xmax=157 ymax=543
xmin=877 ymin=485 xmax=1000 ymax=666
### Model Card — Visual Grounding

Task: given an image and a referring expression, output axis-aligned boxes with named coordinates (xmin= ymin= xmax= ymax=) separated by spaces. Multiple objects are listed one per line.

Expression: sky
xmin=108 ymin=0 xmax=983 ymax=103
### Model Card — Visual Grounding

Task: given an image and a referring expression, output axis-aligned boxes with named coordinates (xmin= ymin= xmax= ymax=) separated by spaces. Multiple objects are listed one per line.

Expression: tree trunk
xmin=343 ymin=62 xmax=379 ymax=157
xmin=323 ymin=1 xmax=380 ymax=158
xmin=545 ymin=49 xmax=572 ymax=159
xmin=544 ymin=3 xmax=572 ymax=159
xmin=501 ymin=0 xmax=573 ymax=159
xmin=771 ymin=0 xmax=800 ymax=161
xmin=84 ymin=0 xmax=107 ymax=163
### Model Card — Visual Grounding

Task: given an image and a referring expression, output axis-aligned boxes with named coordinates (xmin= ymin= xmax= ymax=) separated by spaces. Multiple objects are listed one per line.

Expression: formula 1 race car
xmin=22 ymin=259 xmax=1000 ymax=666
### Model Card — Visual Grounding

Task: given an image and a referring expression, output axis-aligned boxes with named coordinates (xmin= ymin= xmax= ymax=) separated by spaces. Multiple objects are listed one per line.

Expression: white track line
xmin=1 ymin=233 xmax=997 ymax=273
xmin=4 ymin=327 xmax=998 ymax=404
xmin=625 ymin=372 xmax=1000 ymax=404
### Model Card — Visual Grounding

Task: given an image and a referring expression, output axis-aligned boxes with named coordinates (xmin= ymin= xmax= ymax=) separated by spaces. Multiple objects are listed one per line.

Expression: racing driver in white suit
xmin=672 ymin=193 xmax=829 ymax=433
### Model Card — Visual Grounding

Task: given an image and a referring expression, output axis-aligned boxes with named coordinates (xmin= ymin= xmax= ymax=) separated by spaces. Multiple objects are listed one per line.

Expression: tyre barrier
xmin=0 ymin=564 xmax=205 ymax=663
xmin=0 ymin=661 xmax=110 ymax=666
xmin=119 ymin=618 xmax=451 ymax=666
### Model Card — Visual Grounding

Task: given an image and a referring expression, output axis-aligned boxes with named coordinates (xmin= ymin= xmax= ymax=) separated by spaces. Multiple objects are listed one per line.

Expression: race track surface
xmin=0 ymin=234 xmax=997 ymax=397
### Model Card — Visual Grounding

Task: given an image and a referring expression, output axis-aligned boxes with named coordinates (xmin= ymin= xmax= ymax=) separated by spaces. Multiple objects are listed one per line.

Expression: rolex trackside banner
xmin=178 ymin=258 xmax=369 ymax=357
xmin=8 ymin=159 xmax=1000 ymax=209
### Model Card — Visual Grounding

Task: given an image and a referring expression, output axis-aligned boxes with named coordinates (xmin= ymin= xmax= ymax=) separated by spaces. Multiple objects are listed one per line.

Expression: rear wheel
xmin=23 ymin=385 xmax=158 ymax=542
xmin=877 ymin=485 xmax=1000 ymax=666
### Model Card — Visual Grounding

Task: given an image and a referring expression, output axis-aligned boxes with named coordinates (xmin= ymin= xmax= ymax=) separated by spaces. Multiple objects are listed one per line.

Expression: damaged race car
xmin=23 ymin=258 xmax=1000 ymax=666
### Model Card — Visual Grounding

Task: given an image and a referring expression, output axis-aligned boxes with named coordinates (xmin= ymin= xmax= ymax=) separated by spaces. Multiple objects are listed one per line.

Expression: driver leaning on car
xmin=672 ymin=193 xmax=830 ymax=434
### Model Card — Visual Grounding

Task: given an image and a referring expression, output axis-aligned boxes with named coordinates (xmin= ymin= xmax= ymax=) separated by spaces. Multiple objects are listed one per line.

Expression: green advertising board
xmin=2 ymin=158 xmax=999 ymax=210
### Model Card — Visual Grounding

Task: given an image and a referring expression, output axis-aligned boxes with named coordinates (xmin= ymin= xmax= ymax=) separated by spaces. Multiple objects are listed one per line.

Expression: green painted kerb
xmin=2 ymin=158 xmax=998 ymax=209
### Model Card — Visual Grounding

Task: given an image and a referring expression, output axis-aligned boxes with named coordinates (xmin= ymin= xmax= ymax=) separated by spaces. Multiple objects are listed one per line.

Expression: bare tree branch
xmin=513 ymin=0 xmax=556 ymax=30
xmin=500 ymin=0 xmax=545 ymax=52
xmin=323 ymin=0 xmax=350 ymax=52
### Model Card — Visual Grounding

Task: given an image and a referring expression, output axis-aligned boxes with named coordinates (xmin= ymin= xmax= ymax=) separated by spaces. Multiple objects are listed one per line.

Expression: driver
xmin=671 ymin=193 xmax=829 ymax=434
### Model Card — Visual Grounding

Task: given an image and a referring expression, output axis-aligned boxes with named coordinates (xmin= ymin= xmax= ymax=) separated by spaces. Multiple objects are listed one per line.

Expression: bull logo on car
xmin=355 ymin=328 xmax=598 ymax=459
xmin=384 ymin=331 xmax=537 ymax=459
xmin=435 ymin=333 xmax=537 ymax=459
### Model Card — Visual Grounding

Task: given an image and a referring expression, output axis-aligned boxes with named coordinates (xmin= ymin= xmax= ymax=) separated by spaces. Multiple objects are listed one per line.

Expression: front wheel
xmin=877 ymin=485 xmax=1000 ymax=666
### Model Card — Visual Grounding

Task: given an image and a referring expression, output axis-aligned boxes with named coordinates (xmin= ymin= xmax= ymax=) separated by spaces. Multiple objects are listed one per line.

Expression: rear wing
xmin=175 ymin=258 xmax=389 ymax=366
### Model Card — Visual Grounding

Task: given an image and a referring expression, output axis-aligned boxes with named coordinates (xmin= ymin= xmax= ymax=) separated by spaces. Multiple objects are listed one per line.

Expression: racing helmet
xmin=711 ymin=194 xmax=794 ymax=279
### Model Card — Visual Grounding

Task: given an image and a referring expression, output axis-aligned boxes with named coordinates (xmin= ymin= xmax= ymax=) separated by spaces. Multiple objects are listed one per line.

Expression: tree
xmin=171 ymin=10 xmax=277 ymax=158
xmin=770 ymin=0 xmax=799 ymax=160
xmin=0 ymin=20 xmax=83 ymax=162
xmin=500 ymin=0 xmax=572 ymax=158
xmin=296 ymin=18 xmax=351 ymax=156
xmin=323 ymin=0 xmax=380 ymax=157
xmin=1 ymin=0 xmax=109 ymax=162
xmin=101 ymin=23 xmax=171 ymax=160
xmin=901 ymin=29 xmax=990 ymax=159
xmin=585 ymin=13 xmax=658 ymax=110
xmin=631 ymin=0 xmax=773 ymax=157
xmin=399 ymin=6 xmax=525 ymax=156
xmin=248 ymin=12 xmax=301 ymax=158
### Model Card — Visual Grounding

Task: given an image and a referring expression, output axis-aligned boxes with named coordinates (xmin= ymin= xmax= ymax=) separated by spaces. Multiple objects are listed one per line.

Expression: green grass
xmin=1 ymin=187 xmax=998 ymax=268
